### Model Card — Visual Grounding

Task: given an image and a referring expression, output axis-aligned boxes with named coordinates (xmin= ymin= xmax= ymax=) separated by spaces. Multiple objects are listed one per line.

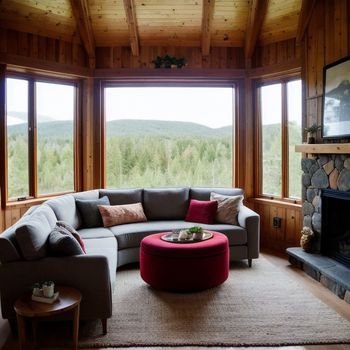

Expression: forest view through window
xmin=6 ymin=77 xmax=75 ymax=200
xmin=105 ymin=86 xmax=234 ymax=188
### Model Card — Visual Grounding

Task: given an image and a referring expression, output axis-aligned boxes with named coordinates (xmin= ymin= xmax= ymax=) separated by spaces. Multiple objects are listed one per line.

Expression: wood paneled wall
xmin=305 ymin=0 xmax=350 ymax=143
xmin=95 ymin=46 xmax=245 ymax=69
xmin=252 ymin=38 xmax=301 ymax=68
xmin=0 ymin=28 xmax=87 ymax=68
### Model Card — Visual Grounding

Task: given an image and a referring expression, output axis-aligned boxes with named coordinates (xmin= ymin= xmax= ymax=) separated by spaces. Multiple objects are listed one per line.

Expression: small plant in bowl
xmin=187 ymin=226 xmax=204 ymax=240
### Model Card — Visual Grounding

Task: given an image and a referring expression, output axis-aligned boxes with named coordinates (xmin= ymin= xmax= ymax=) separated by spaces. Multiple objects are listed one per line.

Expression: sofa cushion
xmin=190 ymin=187 xmax=244 ymax=201
xmin=76 ymin=196 xmax=110 ymax=228
xmin=98 ymin=203 xmax=147 ymax=227
xmin=15 ymin=205 xmax=57 ymax=260
xmin=109 ymin=220 xmax=247 ymax=250
xmin=77 ymin=227 xmax=115 ymax=240
xmin=210 ymin=192 xmax=243 ymax=225
xmin=99 ymin=188 xmax=143 ymax=205
xmin=143 ymin=187 xmax=189 ymax=220
xmin=185 ymin=199 xmax=218 ymax=224
xmin=83 ymin=237 xmax=118 ymax=288
xmin=48 ymin=226 xmax=85 ymax=256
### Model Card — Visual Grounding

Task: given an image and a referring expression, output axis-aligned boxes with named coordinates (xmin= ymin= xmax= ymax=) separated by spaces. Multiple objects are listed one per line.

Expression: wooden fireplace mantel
xmin=295 ymin=143 xmax=350 ymax=154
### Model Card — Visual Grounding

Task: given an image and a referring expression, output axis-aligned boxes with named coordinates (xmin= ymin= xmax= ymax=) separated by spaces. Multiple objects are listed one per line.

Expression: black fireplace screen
xmin=321 ymin=189 xmax=350 ymax=267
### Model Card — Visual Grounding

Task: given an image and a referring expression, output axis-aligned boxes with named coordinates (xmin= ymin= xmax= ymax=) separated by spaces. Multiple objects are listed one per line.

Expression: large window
xmin=104 ymin=86 xmax=234 ymax=188
xmin=5 ymin=76 xmax=77 ymax=201
xmin=259 ymin=78 xmax=302 ymax=200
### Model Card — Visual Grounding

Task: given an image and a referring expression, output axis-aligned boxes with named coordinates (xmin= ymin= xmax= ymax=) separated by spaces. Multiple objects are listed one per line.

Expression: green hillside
xmin=8 ymin=119 xmax=231 ymax=138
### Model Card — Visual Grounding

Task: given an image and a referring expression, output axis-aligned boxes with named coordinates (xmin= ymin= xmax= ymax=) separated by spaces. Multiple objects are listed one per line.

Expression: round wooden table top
xmin=14 ymin=286 xmax=82 ymax=318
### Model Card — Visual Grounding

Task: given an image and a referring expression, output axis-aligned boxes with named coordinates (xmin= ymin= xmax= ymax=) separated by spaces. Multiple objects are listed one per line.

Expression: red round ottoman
xmin=140 ymin=231 xmax=229 ymax=292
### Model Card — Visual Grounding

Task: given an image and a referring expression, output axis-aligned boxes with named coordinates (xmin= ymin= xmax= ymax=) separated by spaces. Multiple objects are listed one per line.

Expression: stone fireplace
xmin=287 ymin=150 xmax=350 ymax=304
xmin=301 ymin=154 xmax=350 ymax=253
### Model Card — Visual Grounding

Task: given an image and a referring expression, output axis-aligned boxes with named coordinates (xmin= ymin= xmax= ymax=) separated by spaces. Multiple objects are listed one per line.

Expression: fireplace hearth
xmin=321 ymin=189 xmax=350 ymax=268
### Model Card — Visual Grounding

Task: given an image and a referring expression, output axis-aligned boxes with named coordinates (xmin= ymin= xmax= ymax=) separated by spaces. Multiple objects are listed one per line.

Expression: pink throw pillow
xmin=185 ymin=199 xmax=218 ymax=224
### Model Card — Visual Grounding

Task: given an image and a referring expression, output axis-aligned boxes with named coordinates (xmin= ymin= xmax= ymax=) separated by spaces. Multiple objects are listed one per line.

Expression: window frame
xmin=256 ymin=74 xmax=302 ymax=204
xmin=1 ymin=71 xmax=82 ymax=206
xmin=100 ymin=79 xmax=239 ymax=189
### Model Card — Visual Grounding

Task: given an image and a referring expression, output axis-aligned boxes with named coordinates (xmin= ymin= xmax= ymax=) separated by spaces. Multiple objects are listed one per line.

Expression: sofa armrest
xmin=0 ymin=254 xmax=113 ymax=321
xmin=238 ymin=205 xmax=260 ymax=259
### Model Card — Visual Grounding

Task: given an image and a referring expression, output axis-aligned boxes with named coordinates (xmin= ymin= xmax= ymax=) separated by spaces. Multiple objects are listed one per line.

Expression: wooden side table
xmin=14 ymin=286 xmax=82 ymax=350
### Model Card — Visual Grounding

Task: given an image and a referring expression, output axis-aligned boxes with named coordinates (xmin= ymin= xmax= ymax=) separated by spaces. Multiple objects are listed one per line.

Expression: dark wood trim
xmin=94 ymin=68 xmax=246 ymax=79
xmin=0 ymin=64 xmax=7 ymax=209
xmin=0 ymin=53 xmax=91 ymax=78
xmin=201 ymin=0 xmax=215 ymax=56
xmin=123 ymin=0 xmax=140 ymax=56
xmin=248 ymin=58 xmax=301 ymax=78
xmin=75 ymin=80 xmax=84 ymax=192
xmin=244 ymin=0 xmax=269 ymax=59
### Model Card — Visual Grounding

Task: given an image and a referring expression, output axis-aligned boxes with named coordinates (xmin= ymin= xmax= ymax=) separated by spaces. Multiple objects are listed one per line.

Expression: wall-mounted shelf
xmin=295 ymin=143 xmax=350 ymax=154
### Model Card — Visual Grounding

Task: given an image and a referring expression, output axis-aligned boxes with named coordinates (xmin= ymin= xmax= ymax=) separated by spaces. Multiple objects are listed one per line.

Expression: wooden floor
xmin=1 ymin=250 xmax=350 ymax=350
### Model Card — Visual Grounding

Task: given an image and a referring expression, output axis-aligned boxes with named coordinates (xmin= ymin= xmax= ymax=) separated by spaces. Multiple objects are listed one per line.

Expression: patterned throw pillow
xmin=185 ymin=199 xmax=218 ymax=224
xmin=98 ymin=203 xmax=147 ymax=227
xmin=48 ymin=225 xmax=84 ymax=256
xmin=210 ymin=192 xmax=243 ymax=225
xmin=56 ymin=221 xmax=86 ymax=253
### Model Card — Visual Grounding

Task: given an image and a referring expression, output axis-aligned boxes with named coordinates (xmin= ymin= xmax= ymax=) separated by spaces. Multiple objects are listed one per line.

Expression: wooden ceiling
xmin=0 ymin=0 xmax=310 ymax=64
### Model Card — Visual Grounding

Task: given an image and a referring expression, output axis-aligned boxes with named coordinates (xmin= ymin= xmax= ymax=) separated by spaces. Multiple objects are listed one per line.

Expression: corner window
xmin=258 ymin=78 xmax=302 ymax=200
xmin=5 ymin=76 xmax=77 ymax=201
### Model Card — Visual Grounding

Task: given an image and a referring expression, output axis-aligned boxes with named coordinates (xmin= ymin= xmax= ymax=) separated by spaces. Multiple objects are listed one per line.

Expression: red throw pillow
xmin=185 ymin=199 xmax=218 ymax=224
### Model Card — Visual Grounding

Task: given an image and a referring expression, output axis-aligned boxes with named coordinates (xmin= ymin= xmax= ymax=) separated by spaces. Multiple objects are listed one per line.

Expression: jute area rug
xmin=47 ymin=256 xmax=350 ymax=348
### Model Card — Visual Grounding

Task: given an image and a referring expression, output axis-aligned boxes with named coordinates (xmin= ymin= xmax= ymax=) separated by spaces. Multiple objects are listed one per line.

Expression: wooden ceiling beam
xmin=123 ymin=0 xmax=140 ymax=56
xmin=201 ymin=0 xmax=215 ymax=56
xmin=296 ymin=0 xmax=316 ymax=44
xmin=244 ymin=0 xmax=269 ymax=60
xmin=70 ymin=0 xmax=96 ymax=68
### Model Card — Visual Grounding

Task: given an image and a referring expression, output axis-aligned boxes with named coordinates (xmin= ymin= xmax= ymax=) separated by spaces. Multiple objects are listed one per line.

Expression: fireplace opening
xmin=321 ymin=189 xmax=350 ymax=268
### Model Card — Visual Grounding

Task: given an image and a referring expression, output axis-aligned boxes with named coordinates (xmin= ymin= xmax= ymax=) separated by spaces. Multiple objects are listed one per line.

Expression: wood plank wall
xmin=305 ymin=0 xmax=350 ymax=143
xmin=0 ymin=28 xmax=87 ymax=68
xmin=95 ymin=46 xmax=245 ymax=69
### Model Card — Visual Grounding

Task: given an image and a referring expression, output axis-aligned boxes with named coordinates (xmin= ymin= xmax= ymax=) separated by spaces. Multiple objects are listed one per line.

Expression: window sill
xmin=5 ymin=191 xmax=75 ymax=209
xmin=252 ymin=197 xmax=302 ymax=209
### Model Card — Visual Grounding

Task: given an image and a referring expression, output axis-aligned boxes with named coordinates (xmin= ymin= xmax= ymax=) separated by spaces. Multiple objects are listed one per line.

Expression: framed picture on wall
xmin=322 ymin=56 xmax=350 ymax=139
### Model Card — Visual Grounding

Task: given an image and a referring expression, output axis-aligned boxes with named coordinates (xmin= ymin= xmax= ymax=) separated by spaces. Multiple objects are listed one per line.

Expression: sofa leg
xmin=101 ymin=318 xmax=107 ymax=335
xmin=248 ymin=259 xmax=252 ymax=268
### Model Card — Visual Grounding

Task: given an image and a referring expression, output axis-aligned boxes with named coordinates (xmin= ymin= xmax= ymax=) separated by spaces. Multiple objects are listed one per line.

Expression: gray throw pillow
xmin=75 ymin=196 xmax=110 ymax=228
xmin=48 ymin=225 xmax=84 ymax=256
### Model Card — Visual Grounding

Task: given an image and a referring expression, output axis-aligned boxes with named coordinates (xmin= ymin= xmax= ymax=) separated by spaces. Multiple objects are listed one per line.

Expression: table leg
xmin=32 ymin=318 xmax=38 ymax=350
xmin=16 ymin=314 xmax=26 ymax=350
xmin=72 ymin=303 xmax=80 ymax=350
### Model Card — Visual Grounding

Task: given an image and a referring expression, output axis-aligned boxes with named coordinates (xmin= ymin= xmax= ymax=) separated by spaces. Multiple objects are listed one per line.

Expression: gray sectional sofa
xmin=0 ymin=187 xmax=260 ymax=332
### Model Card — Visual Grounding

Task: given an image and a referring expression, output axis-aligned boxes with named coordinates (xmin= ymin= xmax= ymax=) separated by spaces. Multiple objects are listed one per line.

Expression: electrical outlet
xmin=273 ymin=217 xmax=282 ymax=228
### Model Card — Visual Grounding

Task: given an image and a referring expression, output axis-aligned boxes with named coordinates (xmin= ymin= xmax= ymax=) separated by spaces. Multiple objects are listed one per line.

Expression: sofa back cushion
xmin=15 ymin=204 xmax=57 ymax=260
xmin=46 ymin=191 xmax=99 ymax=230
xmin=190 ymin=187 xmax=244 ymax=201
xmin=143 ymin=187 xmax=189 ymax=220
xmin=99 ymin=188 xmax=143 ymax=205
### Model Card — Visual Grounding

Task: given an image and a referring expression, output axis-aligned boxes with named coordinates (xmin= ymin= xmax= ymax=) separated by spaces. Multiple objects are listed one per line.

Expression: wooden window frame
xmin=255 ymin=74 xmax=302 ymax=204
xmin=99 ymin=79 xmax=241 ymax=189
xmin=1 ymin=70 xmax=82 ymax=208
